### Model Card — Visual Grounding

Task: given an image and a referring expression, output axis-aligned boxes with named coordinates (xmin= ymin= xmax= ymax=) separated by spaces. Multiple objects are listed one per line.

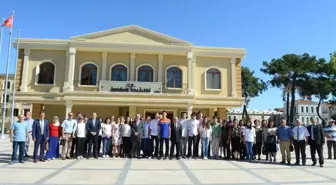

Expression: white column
xmin=65 ymin=100 xmax=73 ymax=120
xmin=187 ymin=52 xmax=195 ymax=95
xmin=187 ymin=104 xmax=193 ymax=119
xmin=68 ymin=48 xmax=76 ymax=91
xmin=19 ymin=48 xmax=30 ymax=92
xmin=101 ymin=52 xmax=107 ymax=80
xmin=130 ymin=53 xmax=136 ymax=81
xmin=231 ymin=58 xmax=236 ymax=97
xmin=158 ymin=54 xmax=163 ymax=82
xmin=64 ymin=48 xmax=76 ymax=91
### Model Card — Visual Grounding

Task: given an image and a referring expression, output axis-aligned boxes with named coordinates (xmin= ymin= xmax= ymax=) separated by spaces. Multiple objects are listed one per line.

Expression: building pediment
xmin=70 ymin=25 xmax=192 ymax=46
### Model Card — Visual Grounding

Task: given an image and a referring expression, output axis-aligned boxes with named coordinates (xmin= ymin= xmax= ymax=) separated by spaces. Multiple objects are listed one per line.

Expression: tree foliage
xmin=261 ymin=53 xmax=317 ymax=124
xmin=241 ymin=66 xmax=267 ymax=119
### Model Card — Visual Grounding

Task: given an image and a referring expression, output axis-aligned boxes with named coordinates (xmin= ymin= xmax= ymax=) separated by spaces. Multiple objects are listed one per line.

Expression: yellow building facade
xmin=13 ymin=25 xmax=246 ymax=121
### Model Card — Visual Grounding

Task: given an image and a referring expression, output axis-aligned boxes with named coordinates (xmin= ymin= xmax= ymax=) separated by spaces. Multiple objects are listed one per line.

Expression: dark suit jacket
xmin=131 ymin=120 xmax=143 ymax=140
xmin=307 ymin=124 xmax=325 ymax=146
xmin=170 ymin=123 xmax=182 ymax=143
xmin=86 ymin=118 xmax=101 ymax=136
xmin=32 ymin=119 xmax=49 ymax=141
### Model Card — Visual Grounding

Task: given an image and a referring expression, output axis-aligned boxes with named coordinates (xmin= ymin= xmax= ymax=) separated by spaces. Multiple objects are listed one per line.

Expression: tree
xmin=261 ymin=53 xmax=316 ymax=124
xmin=298 ymin=57 xmax=333 ymax=126
xmin=241 ymin=66 xmax=267 ymax=120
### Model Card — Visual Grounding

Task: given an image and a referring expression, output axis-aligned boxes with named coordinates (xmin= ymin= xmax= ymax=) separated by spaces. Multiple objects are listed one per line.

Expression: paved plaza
xmin=0 ymin=137 xmax=336 ymax=185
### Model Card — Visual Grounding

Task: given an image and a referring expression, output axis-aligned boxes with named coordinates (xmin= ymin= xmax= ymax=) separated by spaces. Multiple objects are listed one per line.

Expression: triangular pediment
xmin=70 ymin=25 xmax=192 ymax=46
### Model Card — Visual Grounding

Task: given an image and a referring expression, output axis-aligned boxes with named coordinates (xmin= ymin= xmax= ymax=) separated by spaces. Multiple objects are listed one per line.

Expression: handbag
xmin=290 ymin=144 xmax=294 ymax=152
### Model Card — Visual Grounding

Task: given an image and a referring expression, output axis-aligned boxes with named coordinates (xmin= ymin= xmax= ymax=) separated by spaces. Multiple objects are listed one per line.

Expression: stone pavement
xmin=1 ymin=137 xmax=336 ymax=185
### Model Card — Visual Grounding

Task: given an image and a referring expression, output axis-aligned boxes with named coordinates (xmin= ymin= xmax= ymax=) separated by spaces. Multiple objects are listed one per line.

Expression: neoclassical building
xmin=13 ymin=25 xmax=246 ymax=121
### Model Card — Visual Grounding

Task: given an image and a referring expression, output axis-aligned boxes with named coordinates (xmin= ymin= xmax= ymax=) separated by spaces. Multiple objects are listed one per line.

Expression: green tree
xmin=261 ymin=53 xmax=316 ymax=124
xmin=298 ymin=57 xmax=333 ymax=126
xmin=241 ymin=66 xmax=267 ymax=119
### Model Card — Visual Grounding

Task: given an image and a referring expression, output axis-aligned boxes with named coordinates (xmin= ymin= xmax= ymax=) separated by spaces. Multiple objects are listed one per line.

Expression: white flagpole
xmin=1 ymin=11 xmax=14 ymax=139
xmin=10 ymin=29 xmax=20 ymax=125
xmin=0 ymin=18 xmax=4 ymax=57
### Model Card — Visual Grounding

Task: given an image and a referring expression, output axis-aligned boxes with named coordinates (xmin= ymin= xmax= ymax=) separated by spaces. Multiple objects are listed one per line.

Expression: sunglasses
xmin=69 ymin=115 xmax=73 ymax=116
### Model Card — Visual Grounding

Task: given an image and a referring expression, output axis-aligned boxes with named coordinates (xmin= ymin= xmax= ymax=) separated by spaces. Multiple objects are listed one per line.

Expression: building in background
xmin=227 ymin=109 xmax=284 ymax=126
xmin=283 ymin=99 xmax=335 ymax=125
xmin=0 ymin=74 xmax=32 ymax=133
xmin=12 ymin=25 xmax=246 ymax=122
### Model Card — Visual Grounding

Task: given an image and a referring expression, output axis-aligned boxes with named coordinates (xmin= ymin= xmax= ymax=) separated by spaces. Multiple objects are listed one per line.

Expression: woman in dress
xmin=254 ymin=120 xmax=263 ymax=160
xmin=200 ymin=117 xmax=212 ymax=160
xmin=231 ymin=119 xmax=241 ymax=160
xmin=266 ymin=120 xmax=277 ymax=162
xmin=119 ymin=116 xmax=125 ymax=157
xmin=122 ymin=116 xmax=132 ymax=158
xmin=102 ymin=117 xmax=112 ymax=158
xmin=46 ymin=116 xmax=60 ymax=160
xmin=112 ymin=117 xmax=122 ymax=158
xmin=75 ymin=117 xmax=86 ymax=159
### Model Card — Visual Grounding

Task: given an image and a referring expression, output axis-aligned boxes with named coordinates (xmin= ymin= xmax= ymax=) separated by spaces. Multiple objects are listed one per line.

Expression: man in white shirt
xmin=187 ymin=113 xmax=200 ymax=159
xmin=149 ymin=113 xmax=160 ymax=158
xmin=292 ymin=119 xmax=310 ymax=166
xmin=179 ymin=112 xmax=188 ymax=158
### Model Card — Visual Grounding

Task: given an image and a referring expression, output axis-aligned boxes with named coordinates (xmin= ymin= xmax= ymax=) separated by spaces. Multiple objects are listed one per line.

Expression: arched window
xmin=166 ymin=67 xmax=182 ymax=88
xmin=137 ymin=65 xmax=153 ymax=82
xmin=111 ymin=65 xmax=127 ymax=81
xmin=3 ymin=81 xmax=11 ymax=89
xmin=206 ymin=68 xmax=221 ymax=89
xmin=80 ymin=63 xmax=98 ymax=85
xmin=37 ymin=62 xmax=55 ymax=84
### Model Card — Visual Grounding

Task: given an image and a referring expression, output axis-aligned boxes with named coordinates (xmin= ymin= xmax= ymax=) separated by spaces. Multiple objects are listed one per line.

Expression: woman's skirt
xmin=267 ymin=143 xmax=277 ymax=153
xmin=46 ymin=136 xmax=59 ymax=159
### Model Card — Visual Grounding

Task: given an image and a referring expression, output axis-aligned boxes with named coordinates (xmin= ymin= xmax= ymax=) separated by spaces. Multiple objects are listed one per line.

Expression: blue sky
xmin=0 ymin=0 xmax=335 ymax=110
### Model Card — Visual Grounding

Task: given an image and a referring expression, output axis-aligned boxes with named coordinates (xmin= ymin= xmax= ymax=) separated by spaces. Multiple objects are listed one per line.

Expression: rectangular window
xmin=301 ymin=106 xmax=304 ymax=113
xmin=311 ymin=107 xmax=314 ymax=113
xmin=306 ymin=107 xmax=308 ymax=113
xmin=2 ymin=95 xmax=9 ymax=103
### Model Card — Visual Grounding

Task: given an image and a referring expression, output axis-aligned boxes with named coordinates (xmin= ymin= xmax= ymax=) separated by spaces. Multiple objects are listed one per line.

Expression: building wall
xmin=235 ymin=58 xmax=242 ymax=97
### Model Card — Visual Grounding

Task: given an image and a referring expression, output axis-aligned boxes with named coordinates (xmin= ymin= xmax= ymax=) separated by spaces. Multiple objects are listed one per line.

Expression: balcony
xmin=74 ymin=80 xmax=189 ymax=95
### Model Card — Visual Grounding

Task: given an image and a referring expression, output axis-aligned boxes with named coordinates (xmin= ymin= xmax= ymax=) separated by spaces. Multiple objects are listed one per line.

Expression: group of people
xmin=8 ymin=110 xmax=336 ymax=168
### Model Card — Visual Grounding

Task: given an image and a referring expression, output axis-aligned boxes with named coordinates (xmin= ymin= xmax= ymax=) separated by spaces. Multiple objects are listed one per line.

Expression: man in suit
xmin=32 ymin=111 xmax=49 ymax=163
xmin=307 ymin=117 xmax=325 ymax=167
xmin=86 ymin=112 xmax=101 ymax=159
xmin=131 ymin=114 xmax=143 ymax=159
xmin=170 ymin=117 xmax=182 ymax=160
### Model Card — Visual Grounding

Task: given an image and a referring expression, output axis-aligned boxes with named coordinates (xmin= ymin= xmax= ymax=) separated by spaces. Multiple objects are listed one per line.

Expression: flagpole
xmin=10 ymin=29 xmax=20 ymax=125
xmin=1 ymin=11 xmax=14 ymax=139
xmin=0 ymin=18 xmax=4 ymax=57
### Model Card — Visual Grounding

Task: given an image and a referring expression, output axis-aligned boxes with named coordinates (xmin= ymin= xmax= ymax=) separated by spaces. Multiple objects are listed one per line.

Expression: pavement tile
xmin=0 ymin=168 xmax=55 ymax=183
xmin=183 ymin=160 xmax=238 ymax=170
xmin=130 ymin=160 xmax=181 ymax=170
xmin=125 ymin=170 xmax=191 ymax=184
xmin=70 ymin=159 xmax=126 ymax=169
xmin=44 ymin=169 xmax=121 ymax=184
xmin=8 ymin=159 xmax=71 ymax=168
xmin=192 ymin=169 xmax=264 ymax=184
xmin=257 ymin=168 xmax=328 ymax=183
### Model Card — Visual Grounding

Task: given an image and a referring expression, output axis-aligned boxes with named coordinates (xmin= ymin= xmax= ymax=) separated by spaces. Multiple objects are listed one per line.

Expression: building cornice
xmin=13 ymin=39 xmax=247 ymax=58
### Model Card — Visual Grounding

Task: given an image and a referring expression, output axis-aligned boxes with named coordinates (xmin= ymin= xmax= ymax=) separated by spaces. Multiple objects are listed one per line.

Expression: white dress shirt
xmin=76 ymin=123 xmax=86 ymax=138
xmin=150 ymin=119 xmax=159 ymax=136
xmin=188 ymin=119 xmax=200 ymax=137
xmin=292 ymin=126 xmax=310 ymax=141
xmin=179 ymin=119 xmax=189 ymax=137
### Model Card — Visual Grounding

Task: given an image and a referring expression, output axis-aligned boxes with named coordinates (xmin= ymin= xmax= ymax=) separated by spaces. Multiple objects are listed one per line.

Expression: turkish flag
xmin=2 ymin=15 xmax=13 ymax=27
